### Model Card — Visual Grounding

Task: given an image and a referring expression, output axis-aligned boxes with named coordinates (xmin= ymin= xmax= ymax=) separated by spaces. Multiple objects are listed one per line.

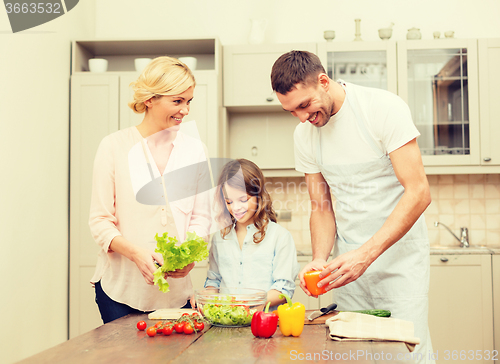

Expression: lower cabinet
xmin=428 ymin=254 xmax=494 ymax=363
xmin=492 ymin=255 xmax=500 ymax=353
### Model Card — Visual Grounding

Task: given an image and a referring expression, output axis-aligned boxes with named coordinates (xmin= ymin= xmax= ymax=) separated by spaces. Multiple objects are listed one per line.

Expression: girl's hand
xmin=165 ymin=262 xmax=195 ymax=279
xmin=189 ymin=295 xmax=196 ymax=309
xmin=299 ymin=259 xmax=328 ymax=297
xmin=130 ymin=248 xmax=162 ymax=285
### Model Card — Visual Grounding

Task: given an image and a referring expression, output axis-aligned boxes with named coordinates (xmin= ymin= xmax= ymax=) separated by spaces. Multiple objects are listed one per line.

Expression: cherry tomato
xmin=182 ymin=313 xmax=190 ymax=317
xmin=136 ymin=321 xmax=147 ymax=331
xmin=146 ymin=327 xmax=157 ymax=337
xmin=174 ymin=322 xmax=185 ymax=333
xmin=194 ymin=321 xmax=204 ymax=331
xmin=163 ymin=325 xmax=174 ymax=335
xmin=183 ymin=323 xmax=194 ymax=335
xmin=154 ymin=321 xmax=163 ymax=328
xmin=191 ymin=312 xmax=199 ymax=317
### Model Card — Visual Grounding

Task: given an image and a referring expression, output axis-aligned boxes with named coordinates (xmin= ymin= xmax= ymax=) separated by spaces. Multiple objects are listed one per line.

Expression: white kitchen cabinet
xmin=69 ymin=74 xmax=120 ymax=337
xmin=478 ymin=39 xmax=500 ymax=166
xmin=317 ymin=41 xmax=398 ymax=94
xmin=223 ymin=43 xmax=317 ymax=109
xmin=228 ymin=111 xmax=299 ymax=170
xmin=69 ymin=39 xmax=222 ymax=338
xmin=428 ymin=254 xmax=494 ymax=363
xmin=492 ymin=255 xmax=500 ymax=353
xmin=222 ymin=43 xmax=315 ymax=177
xmin=398 ymin=39 xmax=481 ymax=167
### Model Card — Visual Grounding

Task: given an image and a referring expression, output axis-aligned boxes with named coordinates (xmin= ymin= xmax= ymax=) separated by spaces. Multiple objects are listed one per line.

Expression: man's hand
xmin=317 ymin=247 xmax=374 ymax=291
xmin=299 ymin=258 xmax=328 ymax=297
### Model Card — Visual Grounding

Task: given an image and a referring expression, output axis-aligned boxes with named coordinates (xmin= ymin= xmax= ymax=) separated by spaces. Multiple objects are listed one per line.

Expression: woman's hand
xmin=165 ymin=262 xmax=195 ymax=279
xmin=130 ymin=248 xmax=163 ymax=285
xmin=299 ymin=258 xmax=328 ymax=297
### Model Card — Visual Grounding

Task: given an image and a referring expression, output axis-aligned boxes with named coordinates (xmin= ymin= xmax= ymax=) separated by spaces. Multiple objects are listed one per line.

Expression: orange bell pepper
xmin=304 ymin=270 xmax=327 ymax=296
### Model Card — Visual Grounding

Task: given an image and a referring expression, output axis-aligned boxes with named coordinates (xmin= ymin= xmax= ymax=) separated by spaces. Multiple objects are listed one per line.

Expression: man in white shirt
xmin=270 ymin=50 xmax=434 ymax=364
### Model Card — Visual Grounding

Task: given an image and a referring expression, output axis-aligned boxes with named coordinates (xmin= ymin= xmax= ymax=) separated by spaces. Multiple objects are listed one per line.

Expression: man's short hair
xmin=271 ymin=50 xmax=326 ymax=95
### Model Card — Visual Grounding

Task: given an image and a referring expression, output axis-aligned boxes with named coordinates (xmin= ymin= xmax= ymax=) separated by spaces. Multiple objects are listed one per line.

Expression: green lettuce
xmin=203 ymin=302 xmax=255 ymax=326
xmin=153 ymin=231 xmax=209 ymax=293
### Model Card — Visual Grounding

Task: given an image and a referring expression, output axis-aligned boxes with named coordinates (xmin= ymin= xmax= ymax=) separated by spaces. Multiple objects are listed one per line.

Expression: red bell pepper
xmin=251 ymin=302 xmax=278 ymax=338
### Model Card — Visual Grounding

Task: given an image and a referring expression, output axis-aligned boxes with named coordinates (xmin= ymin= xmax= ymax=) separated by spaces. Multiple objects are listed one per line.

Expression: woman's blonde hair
xmin=128 ymin=56 xmax=196 ymax=114
xmin=214 ymin=159 xmax=277 ymax=244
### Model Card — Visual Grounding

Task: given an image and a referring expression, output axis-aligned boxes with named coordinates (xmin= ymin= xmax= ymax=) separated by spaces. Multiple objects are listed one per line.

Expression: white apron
xmin=316 ymin=84 xmax=434 ymax=363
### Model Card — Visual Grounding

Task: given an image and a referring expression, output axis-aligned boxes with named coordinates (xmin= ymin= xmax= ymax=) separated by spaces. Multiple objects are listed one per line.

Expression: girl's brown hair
xmin=214 ymin=159 xmax=276 ymax=244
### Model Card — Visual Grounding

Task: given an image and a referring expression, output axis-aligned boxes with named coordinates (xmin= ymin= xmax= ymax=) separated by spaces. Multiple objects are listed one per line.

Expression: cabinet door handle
xmin=440 ymin=257 xmax=449 ymax=262
xmin=266 ymin=97 xmax=274 ymax=102
xmin=483 ymin=157 xmax=491 ymax=162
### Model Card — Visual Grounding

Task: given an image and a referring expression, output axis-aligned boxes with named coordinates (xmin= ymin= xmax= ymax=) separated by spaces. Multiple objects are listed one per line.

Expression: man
xmin=271 ymin=50 xmax=434 ymax=363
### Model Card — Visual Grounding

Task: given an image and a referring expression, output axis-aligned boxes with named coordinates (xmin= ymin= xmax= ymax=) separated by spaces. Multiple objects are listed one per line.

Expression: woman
xmin=89 ymin=56 xmax=212 ymax=323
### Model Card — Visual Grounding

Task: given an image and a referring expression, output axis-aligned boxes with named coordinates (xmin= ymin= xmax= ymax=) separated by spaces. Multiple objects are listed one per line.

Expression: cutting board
xmin=303 ymin=309 xmax=339 ymax=325
xmin=148 ymin=308 xmax=198 ymax=320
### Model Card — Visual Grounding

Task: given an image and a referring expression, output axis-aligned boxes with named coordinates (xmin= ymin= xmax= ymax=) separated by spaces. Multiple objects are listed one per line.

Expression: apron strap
xmin=340 ymin=81 xmax=386 ymax=159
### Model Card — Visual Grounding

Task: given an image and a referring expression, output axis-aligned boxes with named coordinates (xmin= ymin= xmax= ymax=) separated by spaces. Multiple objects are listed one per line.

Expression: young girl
xmin=205 ymin=159 xmax=299 ymax=309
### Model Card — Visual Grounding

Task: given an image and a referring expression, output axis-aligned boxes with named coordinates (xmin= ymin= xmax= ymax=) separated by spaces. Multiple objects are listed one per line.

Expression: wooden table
xmin=18 ymin=314 xmax=416 ymax=364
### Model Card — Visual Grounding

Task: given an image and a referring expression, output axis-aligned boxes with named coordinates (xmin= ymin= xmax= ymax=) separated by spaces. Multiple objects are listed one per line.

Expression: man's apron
xmin=316 ymin=83 xmax=434 ymax=363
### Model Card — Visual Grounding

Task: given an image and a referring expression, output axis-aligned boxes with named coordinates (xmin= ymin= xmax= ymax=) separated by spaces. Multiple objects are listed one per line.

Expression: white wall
xmin=1 ymin=0 xmax=499 ymax=363
xmin=0 ymin=2 xmax=94 ymax=363
xmin=94 ymin=0 xmax=500 ymax=43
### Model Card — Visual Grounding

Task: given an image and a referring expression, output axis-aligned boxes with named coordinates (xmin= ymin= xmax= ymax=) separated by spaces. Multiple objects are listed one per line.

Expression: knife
xmin=307 ymin=303 xmax=338 ymax=321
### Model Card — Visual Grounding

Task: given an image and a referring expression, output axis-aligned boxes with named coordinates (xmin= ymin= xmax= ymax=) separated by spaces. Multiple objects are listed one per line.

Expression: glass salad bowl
xmin=194 ymin=287 xmax=267 ymax=327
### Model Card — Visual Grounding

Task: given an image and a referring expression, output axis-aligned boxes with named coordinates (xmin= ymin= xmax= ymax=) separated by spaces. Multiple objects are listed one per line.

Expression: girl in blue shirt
xmin=205 ymin=159 xmax=300 ymax=309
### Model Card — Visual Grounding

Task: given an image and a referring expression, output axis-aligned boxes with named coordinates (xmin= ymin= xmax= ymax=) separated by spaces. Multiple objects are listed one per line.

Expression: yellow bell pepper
xmin=277 ymin=293 xmax=305 ymax=337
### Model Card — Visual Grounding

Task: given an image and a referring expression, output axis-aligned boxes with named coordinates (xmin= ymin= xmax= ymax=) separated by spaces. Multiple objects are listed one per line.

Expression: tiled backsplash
xmin=267 ymin=174 xmax=500 ymax=251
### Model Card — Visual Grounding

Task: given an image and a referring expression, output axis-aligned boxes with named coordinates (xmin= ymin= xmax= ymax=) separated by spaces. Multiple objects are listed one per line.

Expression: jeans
xmin=95 ymin=281 xmax=191 ymax=324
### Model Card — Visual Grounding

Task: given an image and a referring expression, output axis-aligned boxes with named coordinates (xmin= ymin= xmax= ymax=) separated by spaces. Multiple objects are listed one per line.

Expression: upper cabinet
xmin=397 ymin=39 xmax=480 ymax=167
xmin=317 ymin=41 xmax=397 ymax=94
xmin=223 ymin=43 xmax=317 ymax=110
xmin=222 ymin=43 xmax=315 ymax=176
xmin=478 ymin=39 xmax=500 ymax=166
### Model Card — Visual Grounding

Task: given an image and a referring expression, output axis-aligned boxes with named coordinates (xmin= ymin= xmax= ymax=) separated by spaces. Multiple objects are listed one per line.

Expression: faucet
xmin=434 ymin=221 xmax=469 ymax=248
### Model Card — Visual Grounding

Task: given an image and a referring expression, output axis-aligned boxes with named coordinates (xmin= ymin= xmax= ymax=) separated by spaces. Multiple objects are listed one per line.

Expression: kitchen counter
xmin=17 ymin=313 xmax=415 ymax=364
xmin=429 ymin=245 xmax=500 ymax=255
xmin=297 ymin=245 xmax=500 ymax=257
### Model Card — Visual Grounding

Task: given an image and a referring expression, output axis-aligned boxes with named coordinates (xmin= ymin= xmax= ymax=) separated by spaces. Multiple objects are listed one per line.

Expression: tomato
xmin=181 ymin=313 xmax=190 ymax=317
xmin=146 ymin=327 xmax=157 ymax=337
xmin=136 ymin=321 xmax=147 ymax=331
xmin=183 ymin=323 xmax=194 ymax=335
xmin=303 ymin=270 xmax=328 ymax=296
xmin=163 ymin=325 xmax=174 ymax=336
xmin=194 ymin=321 xmax=204 ymax=331
xmin=174 ymin=322 xmax=185 ymax=333
xmin=154 ymin=321 xmax=163 ymax=328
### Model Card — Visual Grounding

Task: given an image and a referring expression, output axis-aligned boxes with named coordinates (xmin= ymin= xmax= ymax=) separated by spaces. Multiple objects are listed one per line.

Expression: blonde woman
xmin=89 ymin=56 xmax=211 ymax=323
